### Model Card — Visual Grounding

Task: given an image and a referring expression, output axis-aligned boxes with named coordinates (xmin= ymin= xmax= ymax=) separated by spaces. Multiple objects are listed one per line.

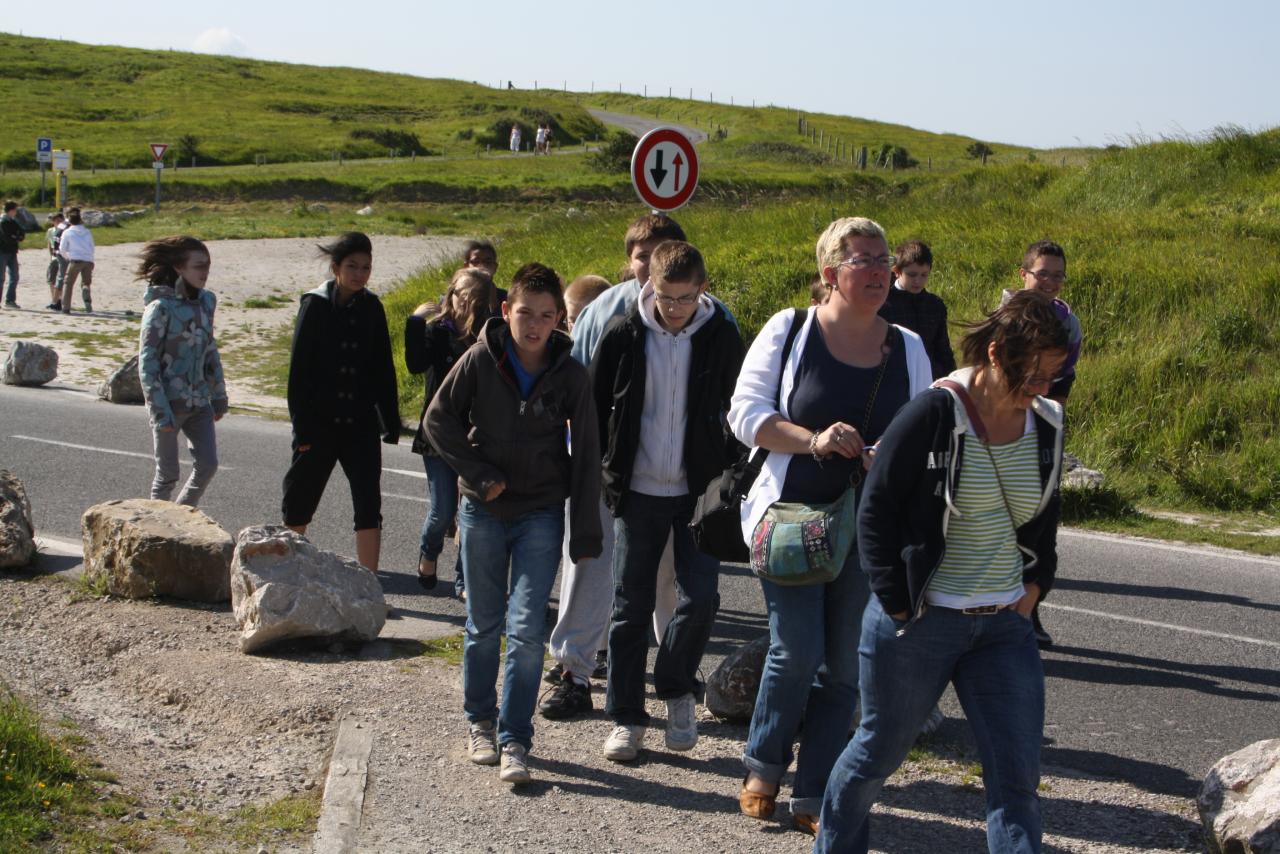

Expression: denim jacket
xmin=138 ymin=282 xmax=228 ymax=428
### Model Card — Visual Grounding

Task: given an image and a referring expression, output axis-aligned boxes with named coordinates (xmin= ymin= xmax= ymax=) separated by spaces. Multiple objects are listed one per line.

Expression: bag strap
xmin=739 ymin=308 xmax=808 ymax=483
xmin=934 ymin=378 xmax=1020 ymax=533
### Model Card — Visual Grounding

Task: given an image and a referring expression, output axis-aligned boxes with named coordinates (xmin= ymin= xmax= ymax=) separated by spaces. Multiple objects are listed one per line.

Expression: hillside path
xmin=589 ymin=109 xmax=708 ymax=144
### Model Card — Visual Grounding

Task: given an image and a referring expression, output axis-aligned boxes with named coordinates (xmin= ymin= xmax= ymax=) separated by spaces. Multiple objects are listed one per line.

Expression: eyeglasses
xmin=654 ymin=293 xmax=700 ymax=307
xmin=838 ymin=254 xmax=897 ymax=271
xmin=1024 ymin=269 xmax=1067 ymax=284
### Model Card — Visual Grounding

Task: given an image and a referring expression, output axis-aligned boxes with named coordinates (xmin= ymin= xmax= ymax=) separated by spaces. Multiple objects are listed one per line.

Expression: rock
xmin=230 ymin=526 xmax=385 ymax=654
xmin=307 ymin=203 xmax=329 ymax=213
xmin=1061 ymin=451 xmax=1105 ymax=490
xmin=3 ymin=341 xmax=59 ymax=386
xmin=0 ymin=470 xmax=37 ymax=569
xmin=80 ymin=209 xmax=112 ymax=227
xmin=14 ymin=206 xmax=39 ymax=232
xmin=356 ymin=205 xmax=374 ymax=216
xmin=1198 ymin=738 xmax=1280 ymax=854
xmin=705 ymin=634 xmax=770 ymax=722
xmin=98 ymin=355 xmax=145 ymax=404
xmin=81 ymin=499 xmax=234 ymax=601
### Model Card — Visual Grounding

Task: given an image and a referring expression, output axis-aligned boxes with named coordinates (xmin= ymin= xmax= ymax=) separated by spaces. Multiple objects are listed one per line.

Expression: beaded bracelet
xmin=809 ymin=429 xmax=824 ymax=461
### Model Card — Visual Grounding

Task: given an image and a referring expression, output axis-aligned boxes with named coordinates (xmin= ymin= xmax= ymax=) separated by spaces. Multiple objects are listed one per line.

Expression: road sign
xmin=52 ymin=149 xmax=72 ymax=172
xmin=630 ymin=127 xmax=699 ymax=212
xmin=36 ymin=137 xmax=53 ymax=164
xmin=150 ymin=142 xmax=169 ymax=162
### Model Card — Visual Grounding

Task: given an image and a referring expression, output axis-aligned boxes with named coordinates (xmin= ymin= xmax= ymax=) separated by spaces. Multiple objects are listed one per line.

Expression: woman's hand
xmin=814 ymin=422 xmax=864 ymax=459
xmin=1014 ymin=582 xmax=1042 ymax=617
xmin=413 ymin=300 xmax=440 ymax=318
xmin=214 ymin=413 xmax=224 ymax=422
xmin=483 ymin=481 xmax=507 ymax=501
xmin=296 ymin=444 xmax=312 ymax=453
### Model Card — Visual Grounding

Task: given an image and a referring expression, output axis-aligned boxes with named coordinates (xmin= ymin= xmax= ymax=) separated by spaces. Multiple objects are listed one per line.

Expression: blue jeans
xmin=419 ymin=454 xmax=462 ymax=590
xmin=606 ymin=492 xmax=720 ymax=725
xmin=814 ymin=597 xmax=1044 ymax=854
xmin=458 ymin=497 xmax=564 ymax=750
xmin=0 ymin=252 xmax=17 ymax=304
xmin=743 ymin=547 xmax=868 ymax=817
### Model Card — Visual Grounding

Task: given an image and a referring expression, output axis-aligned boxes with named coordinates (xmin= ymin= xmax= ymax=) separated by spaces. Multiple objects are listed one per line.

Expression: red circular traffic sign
xmin=630 ymin=127 xmax=699 ymax=212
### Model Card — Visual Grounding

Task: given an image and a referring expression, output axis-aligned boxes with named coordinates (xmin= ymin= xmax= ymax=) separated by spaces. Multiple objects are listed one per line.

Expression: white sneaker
xmin=498 ymin=743 xmax=531 ymax=784
xmin=918 ymin=704 xmax=946 ymax=737
xmin=603 ymin=724 xmax=646 ymax=762
xmin=467 ymin=721 xmax=499 ymax=766
xmin=665 ymin=693 xmax=698 ymax=751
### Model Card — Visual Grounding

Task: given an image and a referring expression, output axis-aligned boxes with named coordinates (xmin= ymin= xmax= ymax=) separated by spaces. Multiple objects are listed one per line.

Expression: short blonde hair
xmin=815 ymin=217 xmax=887 ymax=275
xmin=564 ymin=274 xmax=611 ymax=305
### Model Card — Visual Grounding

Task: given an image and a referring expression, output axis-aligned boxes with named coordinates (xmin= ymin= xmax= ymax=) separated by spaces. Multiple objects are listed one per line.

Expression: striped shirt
xmin=926 ymin=411 xmax=1041 ymax=609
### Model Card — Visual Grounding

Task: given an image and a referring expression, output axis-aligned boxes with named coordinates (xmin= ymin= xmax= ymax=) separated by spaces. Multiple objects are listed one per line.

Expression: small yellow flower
xmin=37 ymin=782 xmax=46 ymax=789
xmin=42 ymin=799 xmax=50 ymax=807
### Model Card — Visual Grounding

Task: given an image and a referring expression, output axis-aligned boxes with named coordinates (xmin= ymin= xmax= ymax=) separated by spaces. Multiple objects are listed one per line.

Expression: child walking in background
xmin=282 ymin=232 xmax=399 ymax=572
xmin=426 ymin=262 xmax=602 ymax=786
xmin=45 ymin=212 xmax=67 ymax=310
xmin=879 ymin=240 xmax=955 ymax=379
xmin=137 ymin=236 xmax=227 ymax=507
xmin=58 ymin=208 xmax=95 ymax=314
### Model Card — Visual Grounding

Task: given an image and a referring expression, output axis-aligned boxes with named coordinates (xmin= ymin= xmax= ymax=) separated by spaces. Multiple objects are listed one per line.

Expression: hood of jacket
xmin=636 ymin=282 xmax=715 ymax=338
xmin=479 ymin=314 xmax=574 ymax=378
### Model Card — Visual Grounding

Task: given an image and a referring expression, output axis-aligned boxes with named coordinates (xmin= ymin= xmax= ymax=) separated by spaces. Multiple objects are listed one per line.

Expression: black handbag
xmin=690 ymin=308 xmax=808 ymax=562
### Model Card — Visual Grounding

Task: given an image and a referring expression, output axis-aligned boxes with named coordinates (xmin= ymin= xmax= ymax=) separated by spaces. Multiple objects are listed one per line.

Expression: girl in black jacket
xmin=405 ymin=268 xmax=494 ymax=590
xmin=282 ymin=232 xmax=399 ymax=573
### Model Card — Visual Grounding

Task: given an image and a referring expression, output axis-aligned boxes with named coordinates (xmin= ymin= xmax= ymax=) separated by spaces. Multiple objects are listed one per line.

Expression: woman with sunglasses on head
xmin=405 ymin=268 xmax=496 ymax=591
xmin=727 ymin=217 xmax=932 ymax=835
xmin=814 ymin=289 xmax=1069 ymax=854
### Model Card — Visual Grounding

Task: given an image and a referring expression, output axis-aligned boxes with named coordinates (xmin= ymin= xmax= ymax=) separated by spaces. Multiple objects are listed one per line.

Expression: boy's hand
xmin=483 ymin=481 xmax=507 ymax=501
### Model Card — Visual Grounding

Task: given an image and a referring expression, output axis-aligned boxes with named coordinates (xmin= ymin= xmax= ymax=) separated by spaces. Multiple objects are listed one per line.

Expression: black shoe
xmin=417 ymin=572 xmax=437 ymax=591
xmin=538 ymin=679 xmax=592 ymax=720
xmin=4 ymin=302 xmax=18 ymax=309
xmin=1031 ymin=608 xmax=1053 ymax=649
xmin=46 ymin=302 xmax=60 ymax=311
xmin=543 ymin=663 xmax=564 ymax=685
xmin=592 ymin=649 xmax=608 ymax=680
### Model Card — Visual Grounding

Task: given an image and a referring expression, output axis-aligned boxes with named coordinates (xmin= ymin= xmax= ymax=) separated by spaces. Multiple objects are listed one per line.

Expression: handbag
xmin=689 ymin=309 xmax=808 ymax=562
xmin=749 ymin=325 xmax=897 ymax=586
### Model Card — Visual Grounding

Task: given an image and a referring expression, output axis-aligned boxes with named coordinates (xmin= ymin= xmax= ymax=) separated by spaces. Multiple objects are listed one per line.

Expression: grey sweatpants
xmin=151 ymin=406 xmax=219 ymax=507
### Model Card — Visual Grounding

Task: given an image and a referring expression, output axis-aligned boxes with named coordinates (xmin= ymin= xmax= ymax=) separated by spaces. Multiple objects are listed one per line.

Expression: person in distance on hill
xmin=425 ymin=262 xmax=602 ymax=786
xmin=58 ymin=208 xmax=96 ymax=314
xmin=1 ymin=202 xmax=26 ymax=309
xmin=44 ymin=212 xmax=67 ymax=311
xmin=1000 ymin=239 xmax=1081 ymax=649
xmin=281 ymin=231 xmax=399 ymax=573
xmin=405 ymin=268 xmax=496 ymax=591
xmin=592 ymin=240 xmax=744 ymax=762
xmin=729 ymin=217 xmax=932 ymax=835
xmin=815 ymin=290 xmax=1069 ymax=854
xmin=137 ymin=236 xmax=228 ymax=507
xmin=879 ymin=239 xmax=956 ymax=379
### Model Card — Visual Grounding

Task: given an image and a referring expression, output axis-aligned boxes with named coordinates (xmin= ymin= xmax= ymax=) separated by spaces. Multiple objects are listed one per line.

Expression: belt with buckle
xmin=959 ymin=604 xmax=1008 ymax=616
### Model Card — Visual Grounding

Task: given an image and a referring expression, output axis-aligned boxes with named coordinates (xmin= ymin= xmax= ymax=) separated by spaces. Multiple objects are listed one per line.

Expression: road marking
xmin=1043 ymin=602 xmax=1280 ymax=650
xmin=12 ymin=435 xmax=233 ymax=469
xmin=384 ymin=492 xmax=427 ymax=504
xmin=1061 ymin=529 xmax=1280 ymax=568
xmin=382 ymin=466 xmax=425 ymax=480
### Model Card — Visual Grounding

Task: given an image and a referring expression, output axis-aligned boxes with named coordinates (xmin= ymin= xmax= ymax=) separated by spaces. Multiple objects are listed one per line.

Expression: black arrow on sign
xmin=649 ymin=149 xmax=668 ymax=188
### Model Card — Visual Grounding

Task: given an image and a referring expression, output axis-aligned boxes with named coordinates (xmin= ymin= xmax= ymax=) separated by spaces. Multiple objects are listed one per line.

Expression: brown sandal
xmin=792 ymin=813 xmax=820 ymax=836
xmin=739 ymin=774 xmax=777 ymax=820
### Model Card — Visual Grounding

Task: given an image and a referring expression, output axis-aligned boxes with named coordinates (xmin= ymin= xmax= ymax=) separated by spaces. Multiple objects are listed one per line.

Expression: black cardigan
xmin=857 ymin=385 xmax=1064 ymax=631
xmin=404 ymin=314 xmax=472 ymax=455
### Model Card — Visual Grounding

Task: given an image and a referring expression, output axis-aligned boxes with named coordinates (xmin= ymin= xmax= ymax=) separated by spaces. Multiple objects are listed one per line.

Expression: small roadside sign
xmin=36 ymin=137 xmax=53 ymax=164
xmin=52 ymin=149 xmax=72 ymax=172
xmin=150 ymin=142 xmax=169 ymax=162
xmin=630 ymin=127 xmax=700 ymax=212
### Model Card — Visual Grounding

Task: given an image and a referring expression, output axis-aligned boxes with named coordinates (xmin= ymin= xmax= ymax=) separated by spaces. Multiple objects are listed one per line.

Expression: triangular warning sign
xmin=150 ymin=143 xmax=169 ymax=161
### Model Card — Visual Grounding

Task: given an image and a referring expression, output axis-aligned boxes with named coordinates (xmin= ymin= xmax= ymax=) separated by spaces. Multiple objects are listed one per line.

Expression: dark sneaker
xmin=538 ymin=679 xmax=592 ymax=720
xmin=592 ymin=649 xmax=608 ymax=680
xmin=4 ymin=302 xmax=18 ymax=309
xmin=543 ymin=662 xmax=564 ymax=685
xmin=1031 ymin=608 xmax=1053 ymax=649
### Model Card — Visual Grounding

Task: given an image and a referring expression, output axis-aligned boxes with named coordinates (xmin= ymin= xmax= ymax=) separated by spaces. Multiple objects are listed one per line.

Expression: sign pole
xmin=39 ymin=163 xmax=46 ymax=207
xmin=155 ymin=167 xmax=162 ymax=213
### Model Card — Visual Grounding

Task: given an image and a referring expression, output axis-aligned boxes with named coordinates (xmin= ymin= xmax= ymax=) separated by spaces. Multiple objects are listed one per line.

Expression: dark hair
xmin=3 ymin=201 xmax=16 ymax=213
xmin=48 ymin=212 xmax=64 ymax=222
xmin=507 ymin=262 xmax=565 ymax=314
xmin=1022 ymin=239 xmax=1066 ymax=271
xmin=463 ymin=239 xmax=497 ymax=266
xmin=624 ymin=214 xmax=686 ymax=256
xmin=67 ymin=211 xmax=83 ymax=226
xmin=649 ymin=240 xmax=706 ymax=288
xmin=894 ymin=239 xmax=933 ymax=270
xmin=135 ymin=235 xmax=209 ymax=285
xmin=808 ymin=272 xmax=828 ymax=305
xmin=318 ymin=232 xmax=373 ymax=267
xmin=960 ymin=290 xmax=1069 ymax=394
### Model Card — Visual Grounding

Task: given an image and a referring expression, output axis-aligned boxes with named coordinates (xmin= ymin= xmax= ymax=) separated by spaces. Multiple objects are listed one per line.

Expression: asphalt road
xmin=2 ymin=381 xmax=1276 ymax=798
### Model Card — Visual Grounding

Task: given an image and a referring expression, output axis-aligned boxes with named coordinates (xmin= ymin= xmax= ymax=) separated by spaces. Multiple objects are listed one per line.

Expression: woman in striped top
xmin=814 ymin=290 xmax=1069 ymax=854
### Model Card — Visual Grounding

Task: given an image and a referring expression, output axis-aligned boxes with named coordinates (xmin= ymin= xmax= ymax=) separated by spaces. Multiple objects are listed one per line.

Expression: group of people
xmin=509 ymin=123 xmax=554 ymax=154
xmin=127 ymin=209 xmax=1083 ymax=853
xmin=0 ymin=201 xmax=97 ymax=314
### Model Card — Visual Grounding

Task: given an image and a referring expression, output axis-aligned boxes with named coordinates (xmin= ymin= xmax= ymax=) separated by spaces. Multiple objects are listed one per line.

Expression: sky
xmin=7 ymin=0 xmax=1280 ymax=149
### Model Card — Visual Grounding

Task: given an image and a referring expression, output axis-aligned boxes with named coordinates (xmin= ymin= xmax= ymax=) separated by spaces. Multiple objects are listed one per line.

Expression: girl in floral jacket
xmin=137 ymin=235 xmax=227 ymax=507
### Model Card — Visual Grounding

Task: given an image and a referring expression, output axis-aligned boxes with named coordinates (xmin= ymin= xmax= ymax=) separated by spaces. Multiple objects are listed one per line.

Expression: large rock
xmin=1199 ymin=738 xmax=1280 ymax=854
xmin=82 ymin=499 xmax=233 ymax=601
xmin=14 ymin=207 xmax=39 ymax=232
xmin=3 ymin=341 xmax=59 ymax=386
xmin=705 ymin=634 xmax=770 ymax=722
xmin=1061 ymin=452 xmax=1105 ymax=490
xmin=98 ymin=354 xmax=145 ymax=404
xmin=230 ymin=526 xmax=385 ymax=654
xmin=0 ymin=470 xmax=37 ymax=569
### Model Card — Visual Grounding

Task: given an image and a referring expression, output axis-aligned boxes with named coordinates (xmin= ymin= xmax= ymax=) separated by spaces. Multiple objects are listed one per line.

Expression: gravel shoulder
xmin=0 ymin=568 xmax=1201 ymax=853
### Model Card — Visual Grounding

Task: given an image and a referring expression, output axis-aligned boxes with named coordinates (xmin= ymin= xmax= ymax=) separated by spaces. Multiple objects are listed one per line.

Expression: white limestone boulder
xmin=230 ymin=526 xmax=385 ymax=654
xmin=3 ymin=341 xmax=59 ymax=386
xmin=81 ymin=499 xmax=233 ymax=601
xmin=1198 ymin=738 xmax=1280 ymax=854
xmin=0 ymin=470 xmax=37 ymax=569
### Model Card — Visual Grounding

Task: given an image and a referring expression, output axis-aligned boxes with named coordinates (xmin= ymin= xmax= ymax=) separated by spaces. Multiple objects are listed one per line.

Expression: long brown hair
xmin=960 ymin=290 xmax=1069 ymax=394
xmin=437 ymin=268 xmax=495 ymax=340
xmin=135 ymin=235 xmax=209 ymax=291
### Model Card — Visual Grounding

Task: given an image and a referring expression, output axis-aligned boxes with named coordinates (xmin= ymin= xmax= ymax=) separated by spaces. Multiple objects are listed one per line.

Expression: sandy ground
xmin=0 ymin=235 xmax=468 ymax=412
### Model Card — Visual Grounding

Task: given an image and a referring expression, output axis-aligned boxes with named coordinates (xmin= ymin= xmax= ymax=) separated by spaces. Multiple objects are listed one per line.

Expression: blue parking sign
xmin=37 ymin=137 xmax=53 ymax=164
